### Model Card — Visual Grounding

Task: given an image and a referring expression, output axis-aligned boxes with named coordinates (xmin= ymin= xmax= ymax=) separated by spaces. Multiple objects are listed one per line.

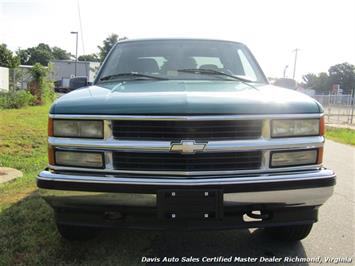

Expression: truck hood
xmin=50 ymin=80 xmax=321 ymax=115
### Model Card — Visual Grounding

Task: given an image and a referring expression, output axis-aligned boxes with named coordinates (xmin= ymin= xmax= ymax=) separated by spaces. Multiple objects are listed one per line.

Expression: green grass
xmin=0 ymin=104 xmax=49 ymax=206
xmin=0 ymin=105 xmax=156 ymax=265
xmin=325 ymin=127 xmax=355 ymax=146
xmin=0 ymin=105 xmax=53 ymax=264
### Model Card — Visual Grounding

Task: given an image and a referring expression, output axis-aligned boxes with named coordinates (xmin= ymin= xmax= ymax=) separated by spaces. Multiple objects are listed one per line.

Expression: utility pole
xmin=70 ymin=31 xmax=79 ymax=77
xmin=292 ymin=48 xmax=299 ymax=80
xmin=283 ymin=65 xmax=288 ymax=78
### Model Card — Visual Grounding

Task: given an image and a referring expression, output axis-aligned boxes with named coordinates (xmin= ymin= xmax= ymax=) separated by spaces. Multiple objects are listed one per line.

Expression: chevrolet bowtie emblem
xmin=170 ymin=140 xmax=207 ymax=154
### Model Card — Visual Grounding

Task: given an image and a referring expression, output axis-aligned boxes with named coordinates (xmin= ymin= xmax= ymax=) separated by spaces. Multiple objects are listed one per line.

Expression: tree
xmin=0 ymin=44 xmax=20 ymax=68
xmin=17 ymin=44 xmax=73 ymax=66
xmin=302 ymin=63 xmax=355 ymax=94
xmin=328 ymin=63 xmax=355 ymax=94
xmin=302 ymin=72 xmax=331 ymax=94
xmin=98 ymin=33 xmax=118 ymax=62
xmin=302 ymin=73 xmax=318 ymax=88
xmin=16 ymin=49 xmax=30 ymax=66
xmin=98 ymin=34 xmax=123 ymax=62
xmin=52 ymin=47 xmax=73 ymax=60
xmin=317 ymin=72 xmax=331 ymax=93
xmin=78 ymin=53 xmax=99 ymax=62
xmin=18 ymin=43 xmax=53 ymax=65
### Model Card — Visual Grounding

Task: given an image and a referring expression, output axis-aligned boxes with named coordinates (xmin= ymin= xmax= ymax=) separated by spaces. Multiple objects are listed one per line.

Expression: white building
xmin=0 ymin=66 xmax=9 ymax=92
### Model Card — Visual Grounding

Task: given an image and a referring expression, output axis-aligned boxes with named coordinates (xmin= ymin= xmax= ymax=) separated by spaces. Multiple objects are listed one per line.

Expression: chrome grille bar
xmin=48 ymin=136 xmax=324 ymax=152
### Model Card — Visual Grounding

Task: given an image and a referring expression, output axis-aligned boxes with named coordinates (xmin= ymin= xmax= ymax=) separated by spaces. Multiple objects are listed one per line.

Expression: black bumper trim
xmin=55 ymin=205 xmax=319 ymax=230
xmin=37 ymin=175 xmax=335 ymax=194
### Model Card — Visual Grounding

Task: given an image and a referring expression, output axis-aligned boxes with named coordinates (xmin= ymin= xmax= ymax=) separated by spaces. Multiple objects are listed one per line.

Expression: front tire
xmin=265 ymin=224 xmax=313 ymax=241
xmin=56 ymin=223 xmax=99 ymax=241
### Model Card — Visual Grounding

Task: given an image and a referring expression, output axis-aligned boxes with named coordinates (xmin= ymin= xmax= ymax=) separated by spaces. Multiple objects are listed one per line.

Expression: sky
xmin=1 ymin=0 xmax=354 ymax=81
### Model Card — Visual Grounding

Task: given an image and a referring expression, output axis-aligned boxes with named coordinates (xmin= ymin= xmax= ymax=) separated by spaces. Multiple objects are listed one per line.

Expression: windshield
xmin=97 ymin=40 xmax=267 ymax=83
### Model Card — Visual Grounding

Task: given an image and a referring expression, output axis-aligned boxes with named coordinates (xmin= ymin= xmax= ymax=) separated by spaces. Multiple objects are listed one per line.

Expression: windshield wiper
xmin=177 ymin=68 xmax=253 ymax=83
xmin=99 ymin=72 xmax=169 ymax=81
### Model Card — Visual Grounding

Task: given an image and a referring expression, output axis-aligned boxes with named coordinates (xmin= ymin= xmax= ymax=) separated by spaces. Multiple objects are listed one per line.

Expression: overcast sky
xmin=1 ymin=0 xmax=354 ymax=81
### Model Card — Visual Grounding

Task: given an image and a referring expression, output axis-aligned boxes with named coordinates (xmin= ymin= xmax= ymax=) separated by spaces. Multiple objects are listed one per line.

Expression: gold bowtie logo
xmin=170 ymin=140 xmax=207 ymax=154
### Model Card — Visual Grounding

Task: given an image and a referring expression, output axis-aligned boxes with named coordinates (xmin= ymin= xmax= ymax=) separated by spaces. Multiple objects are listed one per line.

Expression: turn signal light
xmin=319 ymin=116 xmax=325 ymax=136
xmin=317 ymin=147 xmax=323 ymax=164
xmin=48 ymin=146 xmax=54 ymax=165
xmin=48 ymin=118 xmax=53 ymax=137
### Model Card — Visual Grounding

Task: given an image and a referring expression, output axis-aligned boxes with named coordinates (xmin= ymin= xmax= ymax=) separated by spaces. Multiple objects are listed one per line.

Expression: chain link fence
xmin=313 ymin=94 xmax=355 ymax=125
xmin=8 ymin=66 xmax=34 ymax=91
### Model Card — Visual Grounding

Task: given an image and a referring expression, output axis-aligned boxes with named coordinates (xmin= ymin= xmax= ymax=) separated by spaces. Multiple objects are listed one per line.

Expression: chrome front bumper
xmin=37 ymin=169 xmax=335 ymax=208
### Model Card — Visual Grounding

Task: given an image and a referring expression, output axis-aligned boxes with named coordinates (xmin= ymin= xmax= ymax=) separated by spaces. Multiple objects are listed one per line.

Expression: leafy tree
xmin=0 ymin=44 xmax=20 ymax=68
xmin=18 ymin=43 xmax=54 ymax=65
xmin=52 ymin=47 xmax=73 ymax=60
xmin=16 ymin=49 xmax=30 ymax=66
xmin=328 ymin=63 xmax=355 ymax=94
xmin=302 ymin=72 xmax=331 ymax=93
xmin=302 ymin=63 xmax=355 ymax=94
xmin=317 ymin=72 xmax=331 ymax=92
xmin=78 ymin=53 xmax=99 ymax=62
xmin=17 ymin=43 xmax=73 ymax=66
xmin=98 ymin=33 xmax=118 ymax=62
xmin=98 ymin=34 xmax=127 ymax=62
xmin=302 ymin=73 xmax=318 ymax=88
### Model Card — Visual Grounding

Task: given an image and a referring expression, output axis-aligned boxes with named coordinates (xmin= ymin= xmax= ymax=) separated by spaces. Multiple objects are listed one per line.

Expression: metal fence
xmin=312 ymin=94 xmax=355 ymax=125
xmin=9 ymin=66 xmax=34 ymax=91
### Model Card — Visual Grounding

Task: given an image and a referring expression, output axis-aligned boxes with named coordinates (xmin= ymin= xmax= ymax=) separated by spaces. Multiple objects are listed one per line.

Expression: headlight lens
xmin=271 ymin=149 xmax=318 ymax=167
xmin=271 ymin=119 xmax=320 ymax=137
xmin=55 ymin=151 xmax=104 ymax=168
xmin=53 ymin=120 xmax=103 ymax=138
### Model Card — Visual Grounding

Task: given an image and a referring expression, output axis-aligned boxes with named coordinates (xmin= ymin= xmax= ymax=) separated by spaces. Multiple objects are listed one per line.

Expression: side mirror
xmin=69 ymin=77 xmax=89 ymax=90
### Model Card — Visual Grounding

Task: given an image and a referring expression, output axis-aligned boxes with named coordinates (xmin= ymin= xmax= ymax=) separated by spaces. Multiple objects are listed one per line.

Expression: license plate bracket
xmin=157 ymin=189 xmax=223 ymax=221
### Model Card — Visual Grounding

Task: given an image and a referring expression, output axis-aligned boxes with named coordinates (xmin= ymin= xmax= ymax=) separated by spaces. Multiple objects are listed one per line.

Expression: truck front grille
xmin=112 ymin=151 xmax=262 ymax=172
xmin=112 ymin=120 xmax=262 ymax=141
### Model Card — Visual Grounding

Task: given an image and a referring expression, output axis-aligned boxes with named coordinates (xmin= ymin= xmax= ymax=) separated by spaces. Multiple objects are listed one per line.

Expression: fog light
xmin=55 ymin=151 xmax=104 ymax=168
xmin=271 ymin=149 xmax=318 ymax=167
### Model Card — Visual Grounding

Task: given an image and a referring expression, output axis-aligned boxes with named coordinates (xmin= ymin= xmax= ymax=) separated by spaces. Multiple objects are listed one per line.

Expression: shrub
xmin=0 ymin=90 xmax=35 ymax=109
xmin=28 ymin=63 xmax=55 ymax=105
xmin=42 ymin=79 xmax=55 ymax=103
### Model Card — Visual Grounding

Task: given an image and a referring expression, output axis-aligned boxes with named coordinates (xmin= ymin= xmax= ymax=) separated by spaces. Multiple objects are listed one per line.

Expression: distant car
xmin=54 ymin=77 xmax=89 ymax=93
xmin=37 ymin=39 xmax=335 ymax=241
xmin=69 ymin=76 xmax=90 ymax=90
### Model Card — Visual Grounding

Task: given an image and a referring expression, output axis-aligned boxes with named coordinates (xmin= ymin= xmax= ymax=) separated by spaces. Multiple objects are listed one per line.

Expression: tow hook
xmin=245 ymin=210 xmax=270 ymax=220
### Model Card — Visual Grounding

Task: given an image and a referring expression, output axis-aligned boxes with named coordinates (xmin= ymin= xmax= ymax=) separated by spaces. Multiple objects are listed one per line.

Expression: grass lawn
xmin=0 ymin=104 xmax=49 ymax=208
xmin=325 ymin=127 xmax=355 ymax=146
xmin=0 ymin=105 xmax=55 ymax=265
xmin=0 ymin=105 xmax=155 ymax=265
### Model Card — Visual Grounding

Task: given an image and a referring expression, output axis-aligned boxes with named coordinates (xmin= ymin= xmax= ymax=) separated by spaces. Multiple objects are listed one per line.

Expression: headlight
xmin=270 ymin=149 xmax=318 ymax=167
xmin=271 ymin=119 xmax=320 ymax=137
xmin=52 ymin=120 xmax=103 ymax=138
xmin=55 ymin=151 xmax=104 ymax=168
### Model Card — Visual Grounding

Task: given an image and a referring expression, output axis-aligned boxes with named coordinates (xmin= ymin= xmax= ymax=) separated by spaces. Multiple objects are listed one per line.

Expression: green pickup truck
xmin=37 ymin=39 xmax=335 ymax=241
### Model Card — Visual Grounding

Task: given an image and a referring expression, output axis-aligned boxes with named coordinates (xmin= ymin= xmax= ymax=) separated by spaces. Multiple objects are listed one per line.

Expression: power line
xmin=77 ymin=0 xmax=85 ymax=55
